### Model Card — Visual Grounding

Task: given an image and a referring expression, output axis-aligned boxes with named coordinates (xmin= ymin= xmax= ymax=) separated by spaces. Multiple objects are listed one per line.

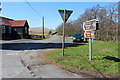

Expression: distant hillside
xmin=30 ymin=27 xmax=50 ymax=32
xmin=29 ymin=27 xmax=51 ymax=35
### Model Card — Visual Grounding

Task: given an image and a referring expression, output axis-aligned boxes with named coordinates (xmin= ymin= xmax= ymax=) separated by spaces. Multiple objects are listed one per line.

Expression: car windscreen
xmin=72 ymin=33 xmax=83 ymax=38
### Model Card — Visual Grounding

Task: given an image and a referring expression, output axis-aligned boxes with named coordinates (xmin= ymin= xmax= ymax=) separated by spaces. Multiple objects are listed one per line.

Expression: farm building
xmin=0 ymin=16 xmax=30 ymax=39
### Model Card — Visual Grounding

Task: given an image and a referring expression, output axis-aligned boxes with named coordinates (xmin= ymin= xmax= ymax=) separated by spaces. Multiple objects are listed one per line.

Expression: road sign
xmin=58 ymin=9 xmax=73 ymax=56
xmin=84 ymin=30 xmax=95 ymax=60
xmin=83 ymin=19 xmax=98 ymax=60
xmin=84 ymin=31 xmax=95 ymax=38
xmin=83 ymin=19 xmax=98 ymax=31
xmin=58 ymin=9 xmax=73 ymax=22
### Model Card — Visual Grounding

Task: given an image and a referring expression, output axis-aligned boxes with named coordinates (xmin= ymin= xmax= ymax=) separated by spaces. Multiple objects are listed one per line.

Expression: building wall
xmin=0 ymin=25 xmax=11 ymax=34
xmin=12 ymin=27 xmax=23 ymax=39
xmin=1 ymin=25 xmax=12 ymax=40
xmin=11 ymin=23 xmax=30 ymax=39
xmin=22 ymin=22 xmax=30 ymax=39
xmin=1 ymin=21 xmax=30 ymax=40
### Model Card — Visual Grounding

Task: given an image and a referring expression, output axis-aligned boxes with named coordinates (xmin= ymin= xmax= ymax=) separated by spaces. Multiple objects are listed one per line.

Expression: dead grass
xmin=29 ymin=31 xmax=48 ymax=36
xmin=98 ymin=49 xmax=112 ymax=53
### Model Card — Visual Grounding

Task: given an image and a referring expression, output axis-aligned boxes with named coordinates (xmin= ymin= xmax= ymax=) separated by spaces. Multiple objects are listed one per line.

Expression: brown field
xmin=29 ymin=27 xmax=54 ymax=36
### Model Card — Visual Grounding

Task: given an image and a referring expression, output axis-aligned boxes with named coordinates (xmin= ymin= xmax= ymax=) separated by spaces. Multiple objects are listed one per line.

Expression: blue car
xmin=72 ymin=33 xmax=84 ymax=42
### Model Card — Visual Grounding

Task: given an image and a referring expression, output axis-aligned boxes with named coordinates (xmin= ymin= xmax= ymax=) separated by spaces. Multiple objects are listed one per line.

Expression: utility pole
xmin=42 ymin=17 xmax=45 ymax=38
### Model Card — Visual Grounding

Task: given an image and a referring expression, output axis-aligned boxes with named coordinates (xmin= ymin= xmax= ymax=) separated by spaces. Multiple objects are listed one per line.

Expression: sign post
xmin=89 ymin=38 xmax=92 ymax=60
xmin=83 ymin=19 xmax=99 ymax=60
xmin=58 ymin=9 xmax=73 ymax=56
xmin=62 ymin=9 xmax=66 ymax=56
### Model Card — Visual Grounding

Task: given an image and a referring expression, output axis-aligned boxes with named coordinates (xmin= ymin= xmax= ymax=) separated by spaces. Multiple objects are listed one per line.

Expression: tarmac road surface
xmin=1 ymin=35 xmax=86 ymax=78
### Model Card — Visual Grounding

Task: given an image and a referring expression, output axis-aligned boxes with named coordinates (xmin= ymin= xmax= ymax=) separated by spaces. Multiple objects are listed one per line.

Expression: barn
xmin=0 ymin=17 xmax=30 ymax=39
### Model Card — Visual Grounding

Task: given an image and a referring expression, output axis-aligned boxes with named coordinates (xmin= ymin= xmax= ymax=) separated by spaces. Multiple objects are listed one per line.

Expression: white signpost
xmin=58 ymin=9 xmax=73 ymax=56
xmin=83 ymin=19 xmax=99 ymax=60
xmin=83 ymin=19 xmax=98 ymax=31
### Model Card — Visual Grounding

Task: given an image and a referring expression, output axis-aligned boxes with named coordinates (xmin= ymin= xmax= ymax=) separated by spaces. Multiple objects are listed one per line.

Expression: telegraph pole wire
xmin=24 ymin=0 xmax=43 ymax=17
xmin=24 ymin=0 xmax=45 ymax=38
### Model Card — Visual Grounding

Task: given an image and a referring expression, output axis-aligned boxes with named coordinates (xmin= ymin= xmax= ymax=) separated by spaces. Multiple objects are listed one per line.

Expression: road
xmin=1 ymin=35 xmax=85 ymax=78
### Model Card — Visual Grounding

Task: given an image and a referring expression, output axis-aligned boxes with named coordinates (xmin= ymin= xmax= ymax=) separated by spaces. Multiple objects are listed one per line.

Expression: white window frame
xmin=25 ymin=27 xmax=27 ymax=34
xmin=2 ymin=26 xmax=5 ymax=33
xmin=14 ymin=28 xmax=16 ymax=31
xmin=9 ymin=26 xmax=11 ymax=33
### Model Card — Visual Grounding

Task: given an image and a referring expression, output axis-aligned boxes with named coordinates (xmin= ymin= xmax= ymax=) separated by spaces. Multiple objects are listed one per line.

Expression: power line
xmin=24 ymin=0 xmax=43 ymax=17
xmin=24 ymin=0 xmax=45 ymax=38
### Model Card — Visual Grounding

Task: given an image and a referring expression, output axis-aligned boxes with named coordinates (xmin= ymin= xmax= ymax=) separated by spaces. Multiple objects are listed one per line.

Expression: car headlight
xmin=72 ymin=37 xmax=76 ymax=39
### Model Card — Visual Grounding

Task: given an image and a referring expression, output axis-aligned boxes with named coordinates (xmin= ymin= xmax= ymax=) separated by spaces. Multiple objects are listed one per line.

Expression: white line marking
xmin=7 ymin=53 xmax=19 ymax=56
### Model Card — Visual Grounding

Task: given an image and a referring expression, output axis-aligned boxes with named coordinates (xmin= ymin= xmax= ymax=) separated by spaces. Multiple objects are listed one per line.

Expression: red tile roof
xmin=0 ymin=17 xmax=28 ymax=27
xmin=9 ymin=20 xmax=27 ymax=27
xmin=0 ymin=17 xmax=14 ymax=26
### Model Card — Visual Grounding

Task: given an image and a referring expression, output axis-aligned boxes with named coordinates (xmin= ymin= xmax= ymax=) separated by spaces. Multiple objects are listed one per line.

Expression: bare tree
xmin=56 ymin=3 xmax=118 ymax=42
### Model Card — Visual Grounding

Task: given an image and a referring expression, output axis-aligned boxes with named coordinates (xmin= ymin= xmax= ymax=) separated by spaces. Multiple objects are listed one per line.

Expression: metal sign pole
xmin=62 ymin=9 xmax=66 ymax=56
xmin=83 ymin=19 xmax=99 ymax=60
xmin=89 ymin=38 xmax=92 ymax=60
xmin=58 ymin=9 xmax=73 ymax=56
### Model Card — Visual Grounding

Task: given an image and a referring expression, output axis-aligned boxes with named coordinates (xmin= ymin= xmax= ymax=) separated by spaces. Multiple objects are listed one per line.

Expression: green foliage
xmin=45 ymin=40 xmax=119 ymax=76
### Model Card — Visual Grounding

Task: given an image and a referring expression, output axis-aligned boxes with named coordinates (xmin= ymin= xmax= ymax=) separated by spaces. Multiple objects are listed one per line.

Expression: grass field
xmin=45 ymin=40 xmax=119 ymax=77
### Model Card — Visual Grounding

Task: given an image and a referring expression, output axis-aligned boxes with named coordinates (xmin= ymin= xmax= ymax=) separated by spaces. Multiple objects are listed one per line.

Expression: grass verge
xmin=45 ymin=40 xmax=119 ymax=78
